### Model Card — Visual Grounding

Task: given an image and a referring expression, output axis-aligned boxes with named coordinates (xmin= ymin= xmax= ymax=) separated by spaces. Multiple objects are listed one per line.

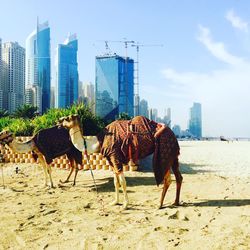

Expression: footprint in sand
xmin=168 ymin=210 xmax=179 ymax=220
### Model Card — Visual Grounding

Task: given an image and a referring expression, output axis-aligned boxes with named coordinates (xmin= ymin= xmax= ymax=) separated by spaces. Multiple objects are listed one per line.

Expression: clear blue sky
xmin=1 ymin=0 xmax=250 ymax=137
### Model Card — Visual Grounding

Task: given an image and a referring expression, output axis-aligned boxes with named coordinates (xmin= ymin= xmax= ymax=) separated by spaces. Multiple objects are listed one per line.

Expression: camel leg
xmin=46 ymin=164 xmax=54 ymax=188
xmin=159 ymin=169 xmax=172 ymax=209
xmin=60 ymin=158 xmax=74 ymax=184
xmin=172 ymin=158 xmax=183 ymax=206
xmin=72 ymin=162 xmax=79 ymax=186
xmin=110 ymin=173 xmax=120 ymax=206
xmin=37 ymin=154 xmax=49 ymax=187
xmin=119 ymin=172 xmax=129 ymax=209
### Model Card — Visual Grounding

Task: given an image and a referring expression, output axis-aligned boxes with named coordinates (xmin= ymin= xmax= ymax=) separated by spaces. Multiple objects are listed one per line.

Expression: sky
xmin=0 ymin=0 xmax=250 ymax=137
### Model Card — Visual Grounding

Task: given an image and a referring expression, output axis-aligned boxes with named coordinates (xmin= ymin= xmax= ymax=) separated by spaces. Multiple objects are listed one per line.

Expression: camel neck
xmin=68 ymin=126 xmax=100 ymax=153
xmin=69 ymin=126 xmax=85 ymax=152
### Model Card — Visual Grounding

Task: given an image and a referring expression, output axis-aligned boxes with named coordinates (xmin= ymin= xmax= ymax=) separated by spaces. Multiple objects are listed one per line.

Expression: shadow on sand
xmin=87 ymin=176 xmax=157 ymax=193
xmin=139 ymin=162 xmax=212 ymax=175
xmin=179 ymin=163 xmax=212 ymax=174
xmin=78 ymin=162 xmax=212 ymax=192
xmin=185 ymin=199 xmax=250 ymax=207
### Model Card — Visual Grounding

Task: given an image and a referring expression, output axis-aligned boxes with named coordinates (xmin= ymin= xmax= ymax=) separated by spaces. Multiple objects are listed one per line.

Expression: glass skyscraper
xmin=95 ymin=55 xmax=134 ymax=120
xmin=25 ymin=20 xmax=51 ymax=113
xmin=189 ymin=102 xmax=202 ymax=138
xmin=55 ymin=34 xmax=78 ymax=108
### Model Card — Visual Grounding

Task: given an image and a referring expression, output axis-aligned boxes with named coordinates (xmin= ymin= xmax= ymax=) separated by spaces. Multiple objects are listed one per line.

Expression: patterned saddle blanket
xmin=99 ymin=116 xmax=179 ymax=185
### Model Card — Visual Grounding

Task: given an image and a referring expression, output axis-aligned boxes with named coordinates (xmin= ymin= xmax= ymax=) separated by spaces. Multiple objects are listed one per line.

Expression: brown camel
xmin=0 ymin=125 xmax=82 ymax=188
xmin=59 ymin=115 xmax=182 ymax=209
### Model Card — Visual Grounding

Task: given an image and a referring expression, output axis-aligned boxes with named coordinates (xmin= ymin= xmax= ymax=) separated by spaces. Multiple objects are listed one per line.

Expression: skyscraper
xmin=95 ymin=54 xmax=134 ymax=120
xmin=83 ymin=82 xmax=94 ymax=103
xmin=26 ymin=20 xmax=51 ymax=113
xmin=83 ymin=81 xmax=95 ymax=111
xmin=139 ymin=99 xmax=149 ymax=118
xmin=50 ymin=86 xmax=55 ymax=108
xmin=55 ymin=34 xmax=78 ymax=108
xmin=162 ymin=107 xmax=171 ymax=127
xmin=189 ymin=102 xmax=202 ymax=138
xmin=172 ymin=124 xmax=181 ymax=138
xmin=2 ymin=42 xmax=25 ymax=113
xmin=25 ymin=85 xmax=41 ymax=109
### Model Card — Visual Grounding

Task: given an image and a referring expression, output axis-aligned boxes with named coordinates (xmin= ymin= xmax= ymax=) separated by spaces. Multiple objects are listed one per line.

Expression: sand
xmin=0 ymin=141 xmax=249 ymax=250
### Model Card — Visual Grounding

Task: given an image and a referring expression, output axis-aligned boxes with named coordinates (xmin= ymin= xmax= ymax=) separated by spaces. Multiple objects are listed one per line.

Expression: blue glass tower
xmin=26 ymin=20 xmax=51 ymax=113
xmin=55 ymin=34 xmax=78 ymax=108
xmin=95 ymin=54 xmax=134 ymax=120
xmin=189 ymin=102 xmax=202 ymax=138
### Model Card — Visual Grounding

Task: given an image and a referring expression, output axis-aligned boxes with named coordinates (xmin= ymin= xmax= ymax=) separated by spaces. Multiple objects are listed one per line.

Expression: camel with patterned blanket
xmin=59 ymin=115 xmax=182 ymax=209
xmin=0 ymin=126 xmax=82 ymax=188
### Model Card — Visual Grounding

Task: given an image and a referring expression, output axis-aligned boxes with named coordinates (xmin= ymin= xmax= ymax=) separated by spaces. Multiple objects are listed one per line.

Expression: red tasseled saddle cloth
xmin=98 ymin=116 xmax=179 ymax=185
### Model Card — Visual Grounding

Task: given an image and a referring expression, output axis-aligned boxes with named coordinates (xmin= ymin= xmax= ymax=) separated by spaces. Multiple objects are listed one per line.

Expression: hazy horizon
xmin=1 ymin=0 xmax=250 ymax=137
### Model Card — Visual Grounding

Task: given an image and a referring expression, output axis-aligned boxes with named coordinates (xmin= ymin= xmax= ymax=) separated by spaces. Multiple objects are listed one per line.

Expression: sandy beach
xmin=0 ymin=141 xmax=249 ymax=250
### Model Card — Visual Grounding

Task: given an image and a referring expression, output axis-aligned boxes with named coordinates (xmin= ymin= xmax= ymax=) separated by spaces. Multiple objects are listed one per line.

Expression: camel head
xmin=0 ymin=130 xmax=14 ymax=145
xmin=57 ymin=114 xmax=100 ymax=154
xmin=58 ymin=114 xmax=81 ymax=130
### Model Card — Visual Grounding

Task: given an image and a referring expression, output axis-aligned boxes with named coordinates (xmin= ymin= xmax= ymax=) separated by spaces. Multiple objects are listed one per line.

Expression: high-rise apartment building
xmin=162 ymin=107 xmax=171 ymax=127
xmin=2 ymin=42 xmax=25 ymax=113
xmin=26 ymin=20 xmax=50 ymax=113
xmin=189 ymin=102 xmax=202 ymax=138
xmin=55 ymin=34 xmax=78 ymax=108
xmin=25 ymin=85 xmax=42 ymax=109
xmin=95 ymin=54 xmax=134 ymax=120
xmin=83 ymin=82 xmax=94 ymax=104
xmin=139 ymin=99 xmax=149 ymax=118
xmin=172 ymin=124 xmax=181 ymax=138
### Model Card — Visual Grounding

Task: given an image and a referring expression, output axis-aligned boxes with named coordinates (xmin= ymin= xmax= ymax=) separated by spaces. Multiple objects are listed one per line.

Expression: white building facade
xmin=2 ymin=42 xmax=25 ymax=113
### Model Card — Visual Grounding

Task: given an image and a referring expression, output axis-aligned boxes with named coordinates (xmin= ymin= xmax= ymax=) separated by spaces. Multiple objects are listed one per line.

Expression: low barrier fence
xmin=0 ymin=136 xmax=138 ymax=172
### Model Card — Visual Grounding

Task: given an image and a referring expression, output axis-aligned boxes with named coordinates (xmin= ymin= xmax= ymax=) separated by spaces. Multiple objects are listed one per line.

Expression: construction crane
xmin=131 ymin=43 xmax=163 ymax=116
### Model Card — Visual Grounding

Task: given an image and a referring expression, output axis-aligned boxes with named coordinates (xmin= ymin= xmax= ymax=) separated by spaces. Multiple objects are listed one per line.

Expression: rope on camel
xmin=83 ymin=138 xmax=105 ymax=215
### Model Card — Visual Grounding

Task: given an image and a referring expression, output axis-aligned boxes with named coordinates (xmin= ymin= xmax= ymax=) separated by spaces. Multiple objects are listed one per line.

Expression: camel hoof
xmin=109 ymin=200 xmax=119 ymax=206
xmin=158 ymin=205 xmax=163 ymax=209
xmin=172 ymin=202 xmax=180 ymax=206
xmin=122 ymin=203 xmax=128 ymax=210
xmin=59 ymin=179 xmax=68 ymax=184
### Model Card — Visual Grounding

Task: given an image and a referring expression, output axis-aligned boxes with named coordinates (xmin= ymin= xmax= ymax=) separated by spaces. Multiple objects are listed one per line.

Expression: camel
xmin=58 ymin=115 xmax=182 ymax=209
xmin=0 ymin=126 xmax=82 ymax=188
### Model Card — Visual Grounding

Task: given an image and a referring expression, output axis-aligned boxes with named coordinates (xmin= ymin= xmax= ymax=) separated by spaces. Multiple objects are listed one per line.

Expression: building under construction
xmin=95 ymin=54 xmax=134 ymax=120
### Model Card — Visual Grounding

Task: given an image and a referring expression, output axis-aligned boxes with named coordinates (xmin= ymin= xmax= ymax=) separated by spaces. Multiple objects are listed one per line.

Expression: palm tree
xmin=13 ymin=104 xmax=38 ymax=119
xmin=0 ymin=109 xmax=9 ymax=118
xmin=118 ymin=112 xmax=131 ymax=120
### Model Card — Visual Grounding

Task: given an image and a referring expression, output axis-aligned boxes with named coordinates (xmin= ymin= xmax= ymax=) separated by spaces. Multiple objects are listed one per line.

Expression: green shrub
xmin=75 ymin=103 xmax=105 ymax=135
xmin=0 ymin=103 xmax=105 ymax=136
xmin=0 ymin=117 xmax=13 ymax=132
xmin=5 ymin=118 xmax=35 ymax=136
